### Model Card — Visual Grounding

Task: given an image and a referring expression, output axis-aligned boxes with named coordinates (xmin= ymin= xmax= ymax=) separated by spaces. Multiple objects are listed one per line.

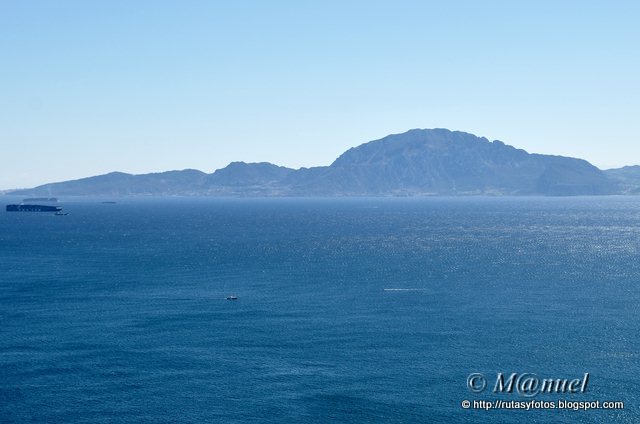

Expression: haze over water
xmin=1 ymin=197 xmax=639 ymax=423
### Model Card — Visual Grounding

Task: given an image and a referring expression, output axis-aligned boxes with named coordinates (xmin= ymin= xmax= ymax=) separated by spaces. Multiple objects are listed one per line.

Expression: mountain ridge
xmin=7 ymin=128 xmax=637 ymax=196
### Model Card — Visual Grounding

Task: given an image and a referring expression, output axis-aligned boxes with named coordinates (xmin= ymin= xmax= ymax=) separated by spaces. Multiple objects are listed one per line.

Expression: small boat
xmin=226 ymin=295 xmax=238 ymax=300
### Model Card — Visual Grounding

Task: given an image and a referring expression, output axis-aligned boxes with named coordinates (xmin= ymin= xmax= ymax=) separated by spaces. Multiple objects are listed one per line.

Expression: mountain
xmin=10 ymin=170 xmax=208 ymax=196
xmin=287 ymin=129 xmax=616 ymax=195
xmin=8 ymin=128 xmax=621 ymax=196
xmin=205 ymin=162 xmax=295 ymax=196
xmin=604 ymin=166 xmax=640 ymax=194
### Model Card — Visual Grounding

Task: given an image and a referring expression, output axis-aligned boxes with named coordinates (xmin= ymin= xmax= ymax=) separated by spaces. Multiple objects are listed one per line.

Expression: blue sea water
xmin=1 ymin=197 xmax=639 ymax=423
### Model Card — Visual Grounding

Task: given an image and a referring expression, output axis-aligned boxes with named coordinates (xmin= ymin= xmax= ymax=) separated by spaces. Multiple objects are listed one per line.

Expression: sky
xmin=1 ymin=0 xmax=639 ymax=189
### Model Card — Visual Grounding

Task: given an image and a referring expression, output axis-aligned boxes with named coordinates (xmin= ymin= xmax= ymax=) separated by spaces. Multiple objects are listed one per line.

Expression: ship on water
xmin=6 ymin=204 xmax=62 ymax=213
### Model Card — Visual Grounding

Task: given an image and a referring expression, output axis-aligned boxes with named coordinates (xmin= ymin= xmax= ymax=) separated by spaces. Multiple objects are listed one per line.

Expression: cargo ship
xmin=6 ymin=204 xmax=62 ymax=212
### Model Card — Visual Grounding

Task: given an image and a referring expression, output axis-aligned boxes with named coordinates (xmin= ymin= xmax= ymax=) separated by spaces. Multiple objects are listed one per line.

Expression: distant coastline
xmin=7 ymin=128 xmax=640 ymax=197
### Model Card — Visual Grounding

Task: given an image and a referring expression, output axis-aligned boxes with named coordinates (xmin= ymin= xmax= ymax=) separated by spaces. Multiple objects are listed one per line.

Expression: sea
xmin=1 ymin=197 xmax=639 ymax=423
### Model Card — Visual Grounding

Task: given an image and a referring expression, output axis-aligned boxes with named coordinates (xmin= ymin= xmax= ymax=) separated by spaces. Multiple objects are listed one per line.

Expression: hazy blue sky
xmin=1 ymin=0 xmax=639 ymax=189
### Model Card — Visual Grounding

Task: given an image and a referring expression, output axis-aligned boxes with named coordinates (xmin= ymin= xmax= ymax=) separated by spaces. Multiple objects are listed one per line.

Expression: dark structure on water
xmin=6 ymin=204 xmax=62 ymax=212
